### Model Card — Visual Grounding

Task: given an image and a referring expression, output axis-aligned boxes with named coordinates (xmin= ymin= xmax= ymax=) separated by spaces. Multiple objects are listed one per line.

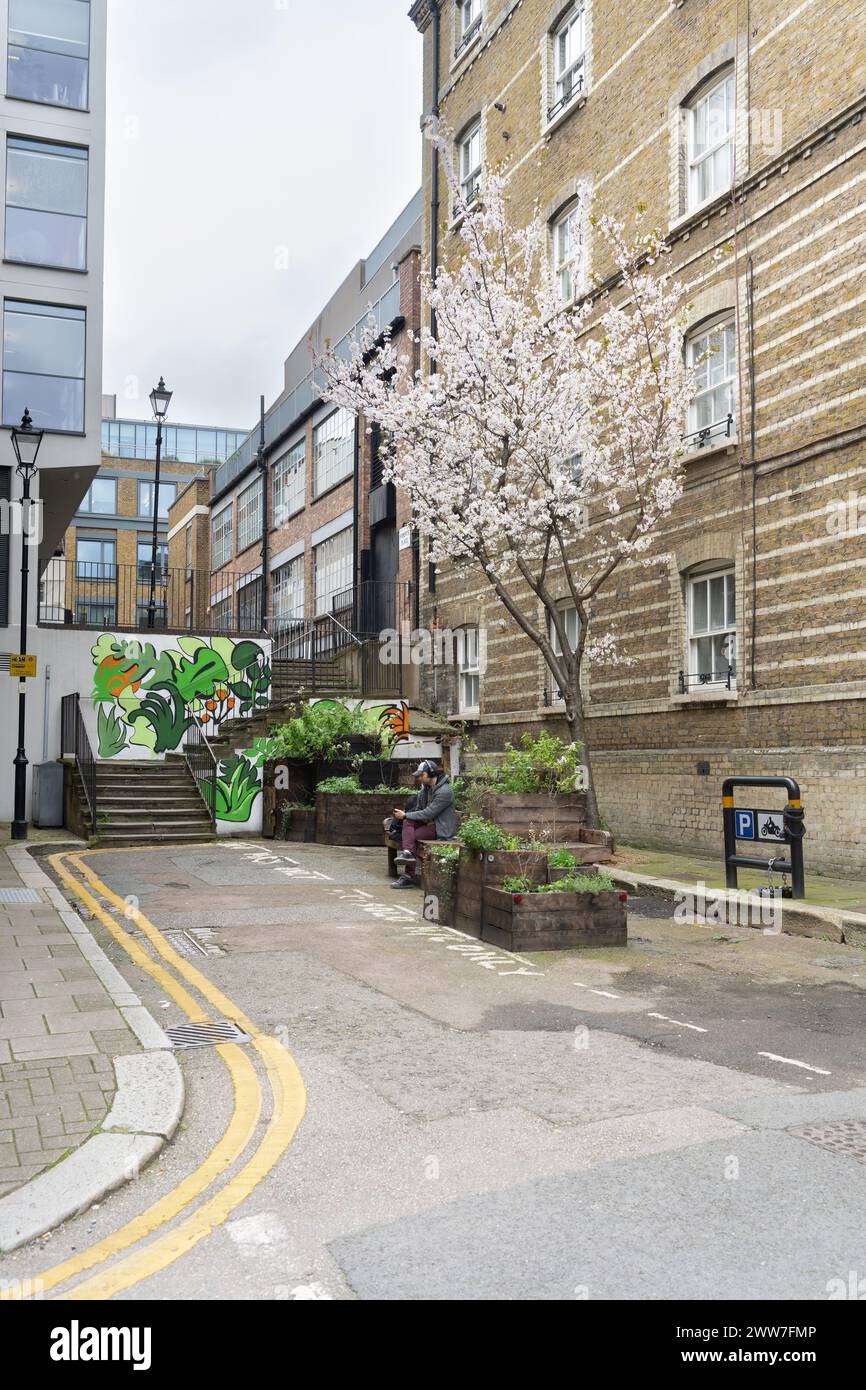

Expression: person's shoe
xmin=390 ymin=874 xmax=419 ymax=889
xmin=394 ymin=851 xmax=417 ymax=867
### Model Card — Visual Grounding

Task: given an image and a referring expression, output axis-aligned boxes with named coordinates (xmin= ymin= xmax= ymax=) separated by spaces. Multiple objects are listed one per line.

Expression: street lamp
xmin=146 ymin=377 xmax=172 ymax=630
xmin=10 ymin=409 xmax=44 ymax=841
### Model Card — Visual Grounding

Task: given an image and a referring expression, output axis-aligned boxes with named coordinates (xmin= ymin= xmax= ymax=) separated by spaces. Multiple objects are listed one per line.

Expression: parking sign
xmin=734 ymin=810 xmax=756 ymax=840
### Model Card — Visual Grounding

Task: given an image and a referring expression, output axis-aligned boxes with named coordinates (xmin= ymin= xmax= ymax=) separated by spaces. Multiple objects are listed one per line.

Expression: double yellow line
xmin=1 ymin=849 xmax=306 ymax=1301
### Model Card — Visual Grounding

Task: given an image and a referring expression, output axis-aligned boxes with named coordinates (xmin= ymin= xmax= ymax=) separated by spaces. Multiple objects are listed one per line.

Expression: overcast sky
xmin=104 ymin=0 xmax=423 ymax=432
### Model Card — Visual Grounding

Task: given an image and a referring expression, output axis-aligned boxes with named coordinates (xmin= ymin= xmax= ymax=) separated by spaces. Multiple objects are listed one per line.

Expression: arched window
xmin=685 ymin=565 xmax=737 ymax=689
xmin=550 ymin=5 xmax=586 ymax=122
xmin=552 ymin=201 xmax=584 ymax=303
xmin=458 ymin=119 xmax=482 ymax=205
xmin=686 ymin=314 xmax=736 ymax=449
xmin=687 ymin=69 xmax=735 ymax=209
xmin=456 ymin=626 xmax=481 ymax=714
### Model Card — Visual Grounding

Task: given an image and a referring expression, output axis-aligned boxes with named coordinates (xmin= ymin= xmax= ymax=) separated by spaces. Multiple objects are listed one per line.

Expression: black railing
xmin=548 ymin=66 xmax=585 ymax=123
xmin=679 ymin=666 xmax=735 ymax=693
xmin=183 ymin=719 xmax=218 ymax=828
xmin=455 ymin=14 xmax=482 ymax=56
xmin=61 ymin=693 xmax=97 ymax=835
xmin=685 ymin=413 xmax=735 ymax=451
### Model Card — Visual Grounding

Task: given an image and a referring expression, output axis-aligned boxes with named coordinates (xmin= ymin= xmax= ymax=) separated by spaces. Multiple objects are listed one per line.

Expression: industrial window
xmin=313 ymin=408 xmax=354 ymax=497
xmin=237 ymin=576 xmax=262 ymax=630
xmin=552 ymin=203 xmax=583 ymax=304
xmin=236 ymin=476 xmax=263 ymax=553
xmin=6 ymin=0 xmax=90 ymax=110
xmin=687 ymin=316 xmax=736 ymax=448
xmin=687 ymin=567 xmax=736 ymax=686
xmin=210 ymin=595 xmax=233 ymax=631
xmin=688 ymin=71 xmax=735 ymax=209
xmin=75 ymin=536 xmax=115 ymax=579
xmin=273 ymin=555 xmax=305 ymax=628
xmin=211 ymin=503 xmax=233 ymax=571
xmin=136 ymin=538 xmax=167 ymax=585
xmin=137 ymin=480 xmax=176 ymax=519
xmin=550 ymin=6 xmax=586 ymax=122
xmin=2 ymin=299 xmax=85 ymax=431
xmin=314 ymin=526 xmax=353 ymax=616
xmin=273 ymin=439 xmax=305 ymax=524
xmin=80 ymin=476 xmax=116 ymax=514
xmin=549 ymin=603 xmax=579 ymax=703
xmin=5 ymin=136 xmax=88 ymax=269
xmin=457 ymin=626 xmax=481 ymax=715
xmin=456 ymin=0 xmax=482 ymax=54
xmin=458 ymin=120 xmax=482 ymax=206
xmin=76 ymin=599 xmax=115 ymax=627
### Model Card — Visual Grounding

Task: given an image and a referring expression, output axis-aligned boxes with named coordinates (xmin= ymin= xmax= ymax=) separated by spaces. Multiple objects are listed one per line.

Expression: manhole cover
xmin=0 ymin=887 xmax=42 ymax=904
xmin=790 ymin=1120 xmax=866 ymax=1161
xmin=165 ymin=1021 xmax=250 ymax=1049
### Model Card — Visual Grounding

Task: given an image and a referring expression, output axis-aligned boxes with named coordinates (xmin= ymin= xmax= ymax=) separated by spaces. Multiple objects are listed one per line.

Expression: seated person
xmin=391 ymin=760 xmax=458 ymax=889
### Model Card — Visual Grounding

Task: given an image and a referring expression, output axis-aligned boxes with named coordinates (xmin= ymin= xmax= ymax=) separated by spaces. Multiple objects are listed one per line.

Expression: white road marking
xmin=648 ymin=1012 xmax=708 ymax=1034
xmin=758 ymin=1051 xmax=831 ymax=1075
xmin=574 ymin=982 xmax=621 ymax=999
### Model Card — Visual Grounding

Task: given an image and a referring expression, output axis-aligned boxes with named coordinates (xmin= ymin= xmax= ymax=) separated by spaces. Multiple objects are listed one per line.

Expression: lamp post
xmin=146 ymin=377 xmax=172 ymax=630
xmin=10 ymin=409 xmax=44 ymax=841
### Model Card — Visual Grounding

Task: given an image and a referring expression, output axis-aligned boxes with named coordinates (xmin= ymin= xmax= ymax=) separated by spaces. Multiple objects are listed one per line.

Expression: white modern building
xmin=0 ymin=0 xmax=107 ymax=823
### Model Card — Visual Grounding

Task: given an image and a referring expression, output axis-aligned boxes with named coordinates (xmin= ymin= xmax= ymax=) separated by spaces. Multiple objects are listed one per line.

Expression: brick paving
xmin=0 ymin=847 xmax=140 ymax=1199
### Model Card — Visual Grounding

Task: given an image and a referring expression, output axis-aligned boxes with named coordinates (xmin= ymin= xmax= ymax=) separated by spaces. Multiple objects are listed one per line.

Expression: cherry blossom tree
xmin=318 ymin=134 xmax=694 ymax=828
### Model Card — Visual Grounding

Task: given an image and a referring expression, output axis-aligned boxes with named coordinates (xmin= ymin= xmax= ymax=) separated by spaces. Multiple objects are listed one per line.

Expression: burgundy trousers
xmin=401 ymin=819 xmax=437 ymax=875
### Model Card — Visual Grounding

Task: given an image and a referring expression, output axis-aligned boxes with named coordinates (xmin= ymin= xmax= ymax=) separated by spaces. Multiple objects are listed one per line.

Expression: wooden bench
xmin=382 ymin=820 xmax=462 ymax=878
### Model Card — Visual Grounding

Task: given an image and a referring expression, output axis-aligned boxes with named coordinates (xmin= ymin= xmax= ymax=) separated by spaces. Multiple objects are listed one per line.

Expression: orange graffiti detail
xmin=380 ymin=702 xmax=411 ymax=745
xmin=99 ymin=656 xmax=142 ymax=699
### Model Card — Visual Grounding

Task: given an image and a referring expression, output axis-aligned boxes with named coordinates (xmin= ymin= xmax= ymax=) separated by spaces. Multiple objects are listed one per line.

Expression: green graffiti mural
xmin=206 ymin=738 xmax=282 ymax=825
xmin=91 ymin=634 xmax=272 ymax=759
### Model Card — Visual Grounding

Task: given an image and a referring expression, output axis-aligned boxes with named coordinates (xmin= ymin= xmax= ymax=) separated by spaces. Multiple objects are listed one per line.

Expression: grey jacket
xmin=405 ymin=775 xmax=458 ymax=839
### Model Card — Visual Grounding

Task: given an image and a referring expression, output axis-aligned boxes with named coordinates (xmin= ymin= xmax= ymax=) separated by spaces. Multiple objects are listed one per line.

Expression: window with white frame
xmin=236 ymin=476 xmax=262 ymax=553
xmin=313 ymin=408 xmax=354 ymax=496
xmin=314 ymin=525 xmax=353 ymax=615
xmin=458 ymin=120 xmax=482 ymax=206
xmin=553 ymin=203 xmax=584 ymax=304
xmin=687 ymin=567 xmax=736 ymax=686
xmin=549 ymin=603 xmax=579 ymax=702
xmin=273 ymin=439 xmax=305 ymax=524
xmin=80 ymin=477 xmax=116 ymax=514
xmin=457 ymin=627 xmax=481 ymax=714
xmin=138 ymin=480 xmax=176 ymax=519
xmin=211 ymin=503 xmax=233 ymax=570
xmin=688 ymin=70 xmax=735 ymax=209
xmin=550 ymin=5 xmax=586 ymax=121
xmin=687 ymin=316 xmax=736 ymax=447
xmin=456 ymin=0 xmax=482 ymax=53
xmin=273 ymin=555 xmax=305 ymax=628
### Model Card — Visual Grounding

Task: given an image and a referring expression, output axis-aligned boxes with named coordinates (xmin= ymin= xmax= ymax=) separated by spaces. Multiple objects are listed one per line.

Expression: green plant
xmin=548 ymin=847 xmax=578 ymax=869
xmin=279 ymin=800 xmax=310 ymax=837
xmin=209 ymin=752 xmax=262 ymax=823
xmin=270 ymin=703 xmax=381 ymax=763
xmin=316 ymin=774 xmax=364 ymax=794
xmin=459 ymin=816 xmax=516 ymax=852
xmin=538 ymin=870 xmax=615 ymax=894
xmin=429 ymin=842 xmax=461 ymax=863
xmin=96 ymin=704 xmax=128 ymax=758
xmin=492 ymin=731 xmax=585 ymax=795
xmin=501 ymin=874 xmax=532 ymax=894
xmin=129 ymin=684 xmax=191 ymax=756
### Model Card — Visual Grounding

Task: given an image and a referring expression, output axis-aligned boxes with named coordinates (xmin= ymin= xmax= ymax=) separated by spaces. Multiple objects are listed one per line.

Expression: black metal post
xmin=147 ymin=414 xmax=163 ymax=630
xmin=722 ymin=775 xmax=805 ymax=899
xmin=11 ymin=469 xmax=33 ymax=840
xmin=258 ymin=395 xmax=268 ymax=632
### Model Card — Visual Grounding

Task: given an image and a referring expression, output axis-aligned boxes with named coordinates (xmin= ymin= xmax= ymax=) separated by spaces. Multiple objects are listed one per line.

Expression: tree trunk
xmin=566 ymin=664 xmax=601 ymax=830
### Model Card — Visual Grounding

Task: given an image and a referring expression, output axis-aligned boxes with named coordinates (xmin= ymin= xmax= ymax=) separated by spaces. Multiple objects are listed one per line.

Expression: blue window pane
xmin=7 ymin=46 xmax=88 ymax=109
xmin=3 ymin=370 xmax=83 ymax=430
xmin=5 ymin=206 xmax=86 ymax=268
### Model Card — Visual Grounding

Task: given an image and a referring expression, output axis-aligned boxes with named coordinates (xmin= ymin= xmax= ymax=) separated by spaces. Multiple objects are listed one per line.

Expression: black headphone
xmin=418 ymin=759 xmax=440 ymax=777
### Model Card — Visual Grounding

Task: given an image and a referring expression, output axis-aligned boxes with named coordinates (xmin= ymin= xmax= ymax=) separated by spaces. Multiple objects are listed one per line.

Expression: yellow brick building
xmin=410 ymin=0 xmax=866 ymax=873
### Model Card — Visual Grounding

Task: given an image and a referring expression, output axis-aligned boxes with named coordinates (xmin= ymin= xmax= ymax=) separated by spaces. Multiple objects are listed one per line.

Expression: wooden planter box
xmin=452 ymin=848 xmax=548 ymax=938
xmin=480 ymin=792 xmax=588 ymax=841
xmin=483 ymin=887 xmax=627 ymax=953
xmin=262 ymin=787 xmax=315 ymax=840
xmin=419 ymin=849 xmax=457 ymax=928
xmin=315 ymin=792 xmax=404 ymax=846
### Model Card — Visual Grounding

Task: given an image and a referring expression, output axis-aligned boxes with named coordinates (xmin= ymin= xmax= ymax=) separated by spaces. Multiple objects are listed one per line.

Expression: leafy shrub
xmin=501 ymin=875 xmax=532 ymax=894
xmin=548 ymin=847 xmax=577 ymax=869
xmin=459 ymin=816 xmax=517 ymax=852
xmin=271 ymin=704 xmax=382 ymax=763
xmin=494 ymin=731 xmax=584 ymax=795
xmin=316 ymin=775 xmax=410 ymax=796
xmin=429 ymin=842 xmax=461 ymax=863
xmin=538 ymin=870 xmax=615 ymax=894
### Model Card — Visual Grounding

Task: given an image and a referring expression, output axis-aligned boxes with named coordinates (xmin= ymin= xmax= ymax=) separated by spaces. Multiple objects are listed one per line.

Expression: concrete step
xmin=92 ymin=831 xmax=217 ymax=847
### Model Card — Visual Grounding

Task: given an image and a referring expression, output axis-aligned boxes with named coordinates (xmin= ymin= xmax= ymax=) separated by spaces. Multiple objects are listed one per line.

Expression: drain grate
xmin=165 ymin=1020 xmax=250 ymax=1050
xmin=0 ymin=887 xmax=42 ymax=905
xmin=790 ymin=1120 xmax=866 ymax=1161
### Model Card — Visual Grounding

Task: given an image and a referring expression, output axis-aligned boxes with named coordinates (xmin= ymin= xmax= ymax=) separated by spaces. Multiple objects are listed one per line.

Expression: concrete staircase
xmin=80 ymin=760 xmax=217 ymax=848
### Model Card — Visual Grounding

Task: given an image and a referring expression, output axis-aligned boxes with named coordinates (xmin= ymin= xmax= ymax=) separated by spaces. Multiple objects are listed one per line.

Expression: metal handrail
xmin=61 ymin=693 xmax=97 ymax=835
xmin=183 ymin=717 xmax=218 ymax=828
xmin=548 ymin=66 xmax=585 ymax=123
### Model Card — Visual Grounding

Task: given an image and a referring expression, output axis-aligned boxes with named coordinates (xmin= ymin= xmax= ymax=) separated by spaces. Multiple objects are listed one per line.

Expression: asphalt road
xmin=3 ymin=838 xmax=866 ymax=1302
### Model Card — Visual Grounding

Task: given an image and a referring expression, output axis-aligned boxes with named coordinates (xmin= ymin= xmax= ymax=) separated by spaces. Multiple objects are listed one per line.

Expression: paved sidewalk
xmin=616 ymin=844 xmax=866 ymax=911
xmin=0 ymin=845 xmax=142 ymax=1199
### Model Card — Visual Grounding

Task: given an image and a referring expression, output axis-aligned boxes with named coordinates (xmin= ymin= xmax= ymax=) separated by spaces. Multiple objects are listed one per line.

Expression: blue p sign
xmin=735 ymin=810 xmax=756 ymax=840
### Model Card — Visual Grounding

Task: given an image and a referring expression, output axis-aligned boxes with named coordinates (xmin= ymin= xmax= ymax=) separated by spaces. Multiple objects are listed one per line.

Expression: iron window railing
xmin=678 ymin=666 xmax=736 ymax=693
xmin=455 ymin=14 xmax=482 ymax=56
xmin=548 ymin=65 xmax=585 ymax=123
xmin=685 ymin=413 xmax=735 ymax=451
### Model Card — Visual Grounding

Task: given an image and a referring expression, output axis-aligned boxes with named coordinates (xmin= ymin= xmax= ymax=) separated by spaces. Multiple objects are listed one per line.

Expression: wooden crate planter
xmin=482 ymin=887 xmax=627 ymax=953
xmin=419 ymin=848 xmax=458 ymax=927
xmin=480 ymin=792 xmax=588 ymax=842
xmin=315 ymin=792 xmax=403 ymax=846
xmin=452 ymin=848 xmax=548 ymax=938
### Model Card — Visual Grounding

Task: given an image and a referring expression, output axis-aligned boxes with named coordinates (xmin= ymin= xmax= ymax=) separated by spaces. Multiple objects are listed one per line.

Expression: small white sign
xmin=399 ymin=526 xmax=412 ymax=551
xmin=757 ymin=811 xmax=787 ymax=843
